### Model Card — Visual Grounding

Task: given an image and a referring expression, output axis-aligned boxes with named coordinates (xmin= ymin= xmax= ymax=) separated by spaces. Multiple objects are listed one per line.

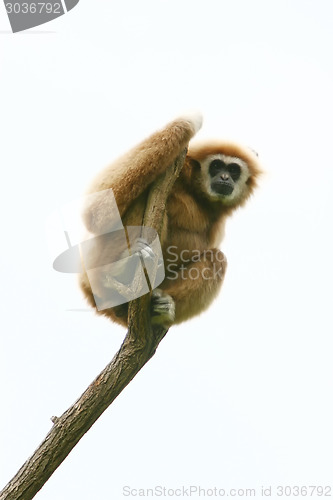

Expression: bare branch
xmin=0 ymin=149 xmax=187 ymax=500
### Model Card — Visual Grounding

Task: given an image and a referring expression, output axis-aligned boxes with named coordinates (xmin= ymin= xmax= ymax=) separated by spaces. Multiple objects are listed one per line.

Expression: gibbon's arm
xmin=82 ymin=114 xmax=202 ymax=234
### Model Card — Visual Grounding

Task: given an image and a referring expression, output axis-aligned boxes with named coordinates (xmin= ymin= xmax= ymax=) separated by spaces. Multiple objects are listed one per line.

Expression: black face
xmin=209 ymin=159 xmax=241 ymax=196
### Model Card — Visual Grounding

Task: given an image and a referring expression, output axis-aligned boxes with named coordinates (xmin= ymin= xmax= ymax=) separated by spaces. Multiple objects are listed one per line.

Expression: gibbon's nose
xmin=221 ymin=172 xmax=230 ymax=181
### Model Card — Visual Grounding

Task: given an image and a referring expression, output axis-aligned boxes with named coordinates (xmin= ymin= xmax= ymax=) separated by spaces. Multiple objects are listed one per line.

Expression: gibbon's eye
xmin=227 ymin=163 xmax=241 ymax=181
xmin=209 ymin=159 xmax=225 ymax=177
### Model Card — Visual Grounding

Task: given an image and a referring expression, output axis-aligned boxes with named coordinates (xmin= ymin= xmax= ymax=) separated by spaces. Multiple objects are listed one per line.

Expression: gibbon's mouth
xmin=211 ymin=181 xmax=234 ymax=196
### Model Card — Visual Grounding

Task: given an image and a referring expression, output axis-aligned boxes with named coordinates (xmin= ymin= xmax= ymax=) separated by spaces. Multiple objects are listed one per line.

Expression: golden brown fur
xmin=79 ymin=115 xmax=261 ymax=327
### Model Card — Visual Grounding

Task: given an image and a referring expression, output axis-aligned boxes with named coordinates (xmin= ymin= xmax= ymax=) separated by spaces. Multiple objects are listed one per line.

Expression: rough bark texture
xmin=0 ymin=149 xmax=187 ymax=500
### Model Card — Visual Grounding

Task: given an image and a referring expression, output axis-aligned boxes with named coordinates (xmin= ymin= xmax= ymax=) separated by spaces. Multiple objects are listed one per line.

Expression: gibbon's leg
xmin=82 ymin=248 xmax=226 ymax=328
xmin=83 ymin=114 xmax=202 ymax=234
xmin=159 ymin=249 xmax=227 ymax=324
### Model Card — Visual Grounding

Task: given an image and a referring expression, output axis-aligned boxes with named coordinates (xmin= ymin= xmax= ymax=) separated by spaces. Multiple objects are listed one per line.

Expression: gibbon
xmin=79 ymin=114 xmax=261 ymax=328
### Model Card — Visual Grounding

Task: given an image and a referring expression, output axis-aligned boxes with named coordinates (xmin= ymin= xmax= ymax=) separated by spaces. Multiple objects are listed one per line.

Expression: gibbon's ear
xmin=188 ymin=158 xmax=201 ymax=170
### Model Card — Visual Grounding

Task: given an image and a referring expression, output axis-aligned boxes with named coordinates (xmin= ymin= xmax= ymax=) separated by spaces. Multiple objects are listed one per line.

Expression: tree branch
xmin=0 ymin=149 xmax=187 ymax=500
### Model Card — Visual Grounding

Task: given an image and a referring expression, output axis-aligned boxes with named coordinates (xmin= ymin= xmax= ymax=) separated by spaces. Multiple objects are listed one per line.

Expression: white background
xmin=1 ymin=1 xmax=333 ymax=498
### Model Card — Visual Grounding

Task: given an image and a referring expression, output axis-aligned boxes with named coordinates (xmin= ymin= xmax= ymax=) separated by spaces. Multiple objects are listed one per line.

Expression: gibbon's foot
xmin=151 ymin=289 xmax=175 ymax=327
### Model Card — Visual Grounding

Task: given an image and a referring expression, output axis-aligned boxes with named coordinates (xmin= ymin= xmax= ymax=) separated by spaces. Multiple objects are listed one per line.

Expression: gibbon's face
xmin=200 ymin=154 xmax=251 ymax=205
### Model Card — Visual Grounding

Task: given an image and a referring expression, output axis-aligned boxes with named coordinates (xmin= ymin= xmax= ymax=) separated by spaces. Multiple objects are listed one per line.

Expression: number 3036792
xmin=5 ymin=3 xmax=61 ymax=14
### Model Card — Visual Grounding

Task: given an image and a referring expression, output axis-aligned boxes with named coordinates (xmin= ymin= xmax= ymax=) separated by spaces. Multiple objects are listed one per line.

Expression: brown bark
xmin=0 ymin=149 xmax=187 ymax=500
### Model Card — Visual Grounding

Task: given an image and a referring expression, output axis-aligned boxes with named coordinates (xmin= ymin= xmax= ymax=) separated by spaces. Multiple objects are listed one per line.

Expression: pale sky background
xmin=1 ymin=1 xmax=333 ymax=498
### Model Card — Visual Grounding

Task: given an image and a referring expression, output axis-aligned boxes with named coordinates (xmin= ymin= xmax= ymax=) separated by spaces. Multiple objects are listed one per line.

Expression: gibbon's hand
xmin=130 ymin=238 xmax=155 ymax=261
